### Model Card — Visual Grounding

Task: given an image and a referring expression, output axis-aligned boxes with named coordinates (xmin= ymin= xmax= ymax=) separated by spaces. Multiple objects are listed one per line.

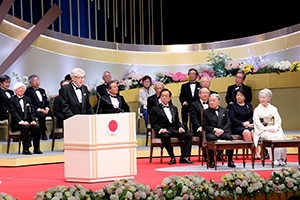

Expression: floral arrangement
xmin=197 ymin=64 xmax=215 ymax=80
xmin=154 ymin=174 xmax=218 ymax=200
xmin=290 ymin=61 xmax=300 ymax=72
xmin=269 ymin=166 xmax=300 ymax=195
xmin=206 ymin=50 xmax=232 ymax=77
xmin=224 ymin=60 xmax=246 ymax=76
xmin=93 ymin=179 xmax=153 ymax=200
xmin=216 ymin=170 xmax=271 ymax=200
xmin=0 ymin=192 xmax=17 ymax=200
xmin=86 ymin=78 xmax=102 ymax=96
xmin=34 ymin=185 xmax=94 ymax=200
xmin=12 ymin=70 xmax=30 ymax=88
xmin=46 ymin=91 xmax=58 ymax=106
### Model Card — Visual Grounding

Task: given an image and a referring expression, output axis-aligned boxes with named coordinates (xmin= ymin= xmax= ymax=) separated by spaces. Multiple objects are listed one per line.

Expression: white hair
xmin=259 ymin=88 xmax=273 ymax=99
xmin=200 ymin=76 xmax=211 ymax=84
xmin=70 ymin=68 xmax=85 ymax=77
xmin=13 ymin=82 xmax=26 ymax=92
xmin=154 ymin=82 xmax=164 ymax=88
xmin=209 ymin=93 xmax=221 ymax=101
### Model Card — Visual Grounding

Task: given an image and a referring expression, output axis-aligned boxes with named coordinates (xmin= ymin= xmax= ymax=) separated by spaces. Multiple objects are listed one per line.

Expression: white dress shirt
xmin=200 ymin=99 xmax=209 ymax=110
xmin=189 ymin=81 xmax=196 ymax=97
xmin=72 ymin=83 xmax=83 ymax=103
xmin=35 ymin=90 xmax=43 ymax=102
xmin=109 ymin=93 xmax=119 ymax=108
xmin=162 ymin=104 xmax=172 ymax=123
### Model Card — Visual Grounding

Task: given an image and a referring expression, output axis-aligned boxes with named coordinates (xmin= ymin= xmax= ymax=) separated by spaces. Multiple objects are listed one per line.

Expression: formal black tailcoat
xmin=96 ymin=94 xmax=130 ymax=114
xmin=24 ymin=87 xmax=50 ymax=110
xmin=190 ymin=100 xmax=205 ymax=135
xmin=225 ymin=83 xmax=252 ymax=105
xmin=60 ymin=83 xmax=94 ymax=119
xmin=0 ymin=88 xmax=14 ymax=120
xmin=179 ymin=82 xmax=201 ymax=105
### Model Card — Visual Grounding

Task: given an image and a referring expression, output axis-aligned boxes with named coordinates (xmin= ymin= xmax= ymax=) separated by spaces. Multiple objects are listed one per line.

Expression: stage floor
xmin=0 ymin=155 xmax=299 ymax=200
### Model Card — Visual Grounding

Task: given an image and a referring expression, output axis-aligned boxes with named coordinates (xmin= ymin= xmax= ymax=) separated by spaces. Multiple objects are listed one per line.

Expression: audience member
xmin=203 ymin=93 xmax=235 ymax=168
xmin=61 ymin=68 xmax=94 ymax=119
xmin=253 ymin=88 xmax=287 ymax=166
xmin=228 ymin=88 xmax=260 ymax=158
xmin=64 ymin=74 xmax=72 ymax=82
xmin=150 ymin=89 xmax=194 ymax=165
xmin=9 ymin=82 xmax=42 ymax=155
xmin=96 ymin=81 xmax=130 ymax=113
xmin=200 ymin=76 xmax=218 ymax=94
xmin=0 ymin=75 xmax=14 ymax=120
xmin=25 ymin=74 xmax=52 ymax=140
xmin=96 ymin=71 xmax=113 ymax=96
xmin=138 ymin=75 xmax=155 ymax=129
xmin=225 ymin=71 xmax=252 ymax=105
xmin=179 ymin=68 xmax=201 ymax=131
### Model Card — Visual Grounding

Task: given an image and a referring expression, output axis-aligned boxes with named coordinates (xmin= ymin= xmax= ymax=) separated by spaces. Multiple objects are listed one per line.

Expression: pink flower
xmin=190 ymin=185 xmax=195 ymax=190
xmin=156 ymin=188 xmax=162 ymax=196
xmin=183 ymin=194 xmax=189 ymax=200
xmin=134 ymin=192 xmax=141 ymax=199
xmin=242 ymin=176 xmax=248 ymax=181
xmin=116 ymin=188 xmax=123 ymax=194
xmin=291 ymin=167 xmax=298 ymax=173
xmin=218 ymin=179 xmax=224 ymax=187
xmin=125 ymin=183 xmax=131 ymax=188
xmin=235 ymin=179 xmax=242 ymax=186
xmin=145 ymin=187 xmax=150 ymax=194
xmin=287 ymin=182 xmax=294 ymax=188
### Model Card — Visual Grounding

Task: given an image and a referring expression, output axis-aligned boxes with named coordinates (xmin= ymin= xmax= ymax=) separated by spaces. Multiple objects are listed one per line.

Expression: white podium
xmin=64 ymin=113 xmax=137 ymax=182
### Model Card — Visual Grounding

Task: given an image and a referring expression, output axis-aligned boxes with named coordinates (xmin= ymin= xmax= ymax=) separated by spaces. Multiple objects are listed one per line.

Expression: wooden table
xmin=206 ymin=140 xmax=255 ymax=170
xmin=261 ymin=139 xmax=300 ymax=168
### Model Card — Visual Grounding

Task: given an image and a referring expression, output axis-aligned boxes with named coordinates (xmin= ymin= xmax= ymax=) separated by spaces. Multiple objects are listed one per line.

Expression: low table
xmin=261 ymin=139 xmax=300 ymax=168
xmin=206 ymin=140 xmax=255 ymax=170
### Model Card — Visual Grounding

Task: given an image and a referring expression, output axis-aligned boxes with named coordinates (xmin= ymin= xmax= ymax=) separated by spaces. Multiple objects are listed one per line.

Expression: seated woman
xmin=138 ymin=75 xmax=155 ymax=130
xmin=253 ymin=88 xmax=287 ymax=166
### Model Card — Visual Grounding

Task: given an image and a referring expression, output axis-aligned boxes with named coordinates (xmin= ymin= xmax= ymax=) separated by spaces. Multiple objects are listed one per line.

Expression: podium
xmin=64 ymin=113 xmax=137 ymax=182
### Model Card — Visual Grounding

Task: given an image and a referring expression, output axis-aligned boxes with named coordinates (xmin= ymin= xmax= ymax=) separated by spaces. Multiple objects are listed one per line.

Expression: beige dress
xmin=253 ymin=103 xmax=287 ymax=161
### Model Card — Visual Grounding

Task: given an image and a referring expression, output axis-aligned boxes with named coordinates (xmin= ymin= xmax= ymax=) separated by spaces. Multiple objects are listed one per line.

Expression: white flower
xmin=51 ymin=197 xmax=60 ymax=200
xmin=126 ymin=191 xmax=133 ymax=199
xmin=67 ymin=197 xmax=76 ymax=200
xmin=241 ymin=180 xmax=248 ymax=187
xmin=46 ymin=192 xmax=52 ymax=199
xmin=208 ymin=187 xmax=214 ymax=195
xmin=110 ymin=194 xmax=119 ymax=200
xmin=182 ymin=186 xmax=188 ymax=193
xmin=247 ymin=187 xmax=254 ymax=193
xmin=236 ymin=187 xmax=242 ymax=194
xmin=174 ymin=197 xmax=183 ymax=200
xmin=278 ymin=184 xmax=286 ymax=190
xmin=54 ymin=192 xmax=63 ymax=199
xmin=140 ymin=191 xmax=147 ymax=199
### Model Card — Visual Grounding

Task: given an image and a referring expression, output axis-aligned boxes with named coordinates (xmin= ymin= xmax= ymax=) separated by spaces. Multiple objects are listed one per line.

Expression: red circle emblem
xmin=107 ymin=119 xmax=119 ymax=136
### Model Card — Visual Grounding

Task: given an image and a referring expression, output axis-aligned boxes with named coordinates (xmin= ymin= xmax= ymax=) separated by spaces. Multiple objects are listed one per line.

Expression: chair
xmin=51 ymin=114 xmax=63 ymax=151
xmin=189 ymin=121 xmax=202 ymax=162
xmin=149 ymin=128 xmax=184 ymax=163
xmin=137 ymin=107 xmax=150 ymax=146
xmin=6 ymin=111 xmax=22 ymax=154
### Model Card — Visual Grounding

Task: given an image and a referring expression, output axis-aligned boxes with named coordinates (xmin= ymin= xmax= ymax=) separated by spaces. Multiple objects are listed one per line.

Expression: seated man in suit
xmin=203 ymin=93 xmax=235 ymax=168
xmin=25 ymin=74 xmax=52 ymax=140
xmin=200 ymin=76 xmax=218 ymax=94
xmin=225 ymin=71 xmax=252 ymax=105
xmin=179 ymin=68 xmax=201 ymax=131
xmin=61 ymin=68 xmax=94 ymax=119
xmin=96 ymin=71 xmax=112 ymax=97
xmin=0 ymin=75 xmax=14 ymax=120
xmin=9 ymin=82 xmax=42 ymax=155
xmin=96 ymin=81 xmax=130 ymax=114
xmin=150 ymin=88 xmax=194 ymax=165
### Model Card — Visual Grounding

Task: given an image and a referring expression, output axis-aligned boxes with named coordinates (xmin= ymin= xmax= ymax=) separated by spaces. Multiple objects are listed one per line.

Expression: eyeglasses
xmin=75 ymin=76 xmax=86 ymax=80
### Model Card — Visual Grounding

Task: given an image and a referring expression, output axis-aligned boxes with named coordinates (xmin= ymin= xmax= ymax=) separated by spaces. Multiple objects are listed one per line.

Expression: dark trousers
xmin=35 ymin=110 xmax=53 ymax=133
xmin=18 ymin=124 xmax=40 ymax=150
xmin=206 ymin=132 xmax=233 ymax=161
xmin=181 ymin=104 xmax=190 ymax=126
xmin=158 ymin=127 xmax=192 ymax=158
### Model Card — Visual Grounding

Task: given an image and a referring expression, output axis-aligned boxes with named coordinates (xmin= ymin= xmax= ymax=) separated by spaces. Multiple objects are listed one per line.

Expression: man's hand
xmin=266 ymin=128 xmax=277 ymax=133
xmin=197 ymin=127 xmax=203 ymax=132
xmin=182 ymin=102 xmax=188 ymax=106
xmin=179 ymin=127 xmax=185 ymax=133
xmin=30 ymin=121 xmax=37 ymax=125
xmin=213 ymin=128 xmax=224 ymax=137
xmin=160 ymin=128 xmax=169 ymax=133
xmin=21 ymin=121 xmax=29 ymax=126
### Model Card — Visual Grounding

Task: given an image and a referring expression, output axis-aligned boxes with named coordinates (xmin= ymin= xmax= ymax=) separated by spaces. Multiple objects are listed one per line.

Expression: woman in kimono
xmin=253 ymin=88 xmax=287 ymax=166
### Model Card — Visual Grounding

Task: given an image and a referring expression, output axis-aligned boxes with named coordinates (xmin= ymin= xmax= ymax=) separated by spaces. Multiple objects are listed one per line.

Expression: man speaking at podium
xmin=96 ymin=81 xmax=130 ymax=114
xmin=61 ymin=68 xmax=94 ymax=119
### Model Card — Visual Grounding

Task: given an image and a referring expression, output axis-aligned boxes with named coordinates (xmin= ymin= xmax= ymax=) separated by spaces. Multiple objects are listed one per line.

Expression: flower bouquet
xmin=154 ymin=174 xmax=218 ymax=200
xmin=216 ymin=170 xmax=270 ymax=200
xmin=0 ymin=192 xmax=17 ymax=200
xmin=93 ymin=179 xmax=153 ymax=200
xmin=34 ymin=185 xmax=94 ymax=200
xmin=224 ymin=61 xmax=246 ymax=76
xmin=207 ymin=50 xmax=232 ymax=78
xmin=289 ymin=61 xmax=300 ymax=72
xmin=172 ymin=72 xmax=188 ymax=82
xmin=254 ymin=60 xmax=291 ymax=74
xmin=269 ymin=166 xmax=300 ymax=195
xmin=154 ymin=71 xmax=175 ymax=85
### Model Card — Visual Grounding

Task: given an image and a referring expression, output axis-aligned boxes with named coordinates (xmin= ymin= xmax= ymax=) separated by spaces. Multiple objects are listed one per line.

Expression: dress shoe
xmin=169 ymin=157 xmax=176 ymax=165
xmin=217 ymin=154 xmax=227 ymax=162
xmin=228 ymin=160 xmax=236 ymax=168
xmin=209 ymin=161 xmax=215 ymax=168
xmin=264 ymin=148 xmax=269 ymax=159
xmin=179 ymin=157 xmax=194 ymax=164
xmin=42 ymin=135 xmax=48 ymax=140
xmin=22 ymin=149 xmax=32 ymax=155
xmin=34 ymin=149 xmax=43 ymax=154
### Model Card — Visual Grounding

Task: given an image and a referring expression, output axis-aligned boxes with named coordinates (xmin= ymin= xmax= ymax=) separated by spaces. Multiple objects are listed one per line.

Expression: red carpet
xmin=0 ymin=155 xmax=298 ymax=200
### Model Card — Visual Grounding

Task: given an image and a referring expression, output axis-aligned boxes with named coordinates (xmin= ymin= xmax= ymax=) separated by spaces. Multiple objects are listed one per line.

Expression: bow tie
xmin=72 ymin=83 xmax=82 ymax=90
xmin=214 ymin=107 xmax=219 ymax=111
xmin=18 ymin=96 xmax=24 ymax=101
xmin=110 ymin=94 xmax=117 ymax=98
xmin=162 ymin=105 xmax=169 ymax=108
xmin=190 ymin=82 xmax=196 ymax=84
xmin=202 ymin=101 xmax=208 ymax=104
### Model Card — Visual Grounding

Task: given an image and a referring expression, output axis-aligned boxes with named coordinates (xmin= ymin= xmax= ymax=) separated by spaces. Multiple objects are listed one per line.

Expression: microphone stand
xmin=96 ymin=92 xmax=124 ymax=113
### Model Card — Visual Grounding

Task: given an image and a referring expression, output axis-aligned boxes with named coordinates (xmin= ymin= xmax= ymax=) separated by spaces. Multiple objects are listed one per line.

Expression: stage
xmin=0 ymin=131 xmax=299 ymax=199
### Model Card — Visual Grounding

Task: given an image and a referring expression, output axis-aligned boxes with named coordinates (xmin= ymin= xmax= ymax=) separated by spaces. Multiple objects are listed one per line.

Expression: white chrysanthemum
xmin=236 ymin=187 xmax=242 ymax=194
xmin=110 ymin=194 xmax=119 ymax=200
xmin=247 ymin=187 xmax=254 ymax=193
xmin=241 ymin=180 xmax=248 ymax=187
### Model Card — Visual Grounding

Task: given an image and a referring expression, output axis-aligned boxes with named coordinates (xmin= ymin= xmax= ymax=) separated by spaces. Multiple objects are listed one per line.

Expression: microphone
xmin=96 ymin=92 xmax=124 ymax=113
xmin=95 ymin=92 xmax=101 ymax=114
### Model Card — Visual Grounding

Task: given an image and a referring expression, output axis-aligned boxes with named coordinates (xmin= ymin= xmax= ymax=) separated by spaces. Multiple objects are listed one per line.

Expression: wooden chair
xmin=149 ymin=128 xmax=184 ymax=163
xmin=51 ymin=114 xmax=63 ymax=151
xmin=6 ymin=111 xmax=22 ymax=154
xmin=189 ymin=121 xmax=202 ymax=162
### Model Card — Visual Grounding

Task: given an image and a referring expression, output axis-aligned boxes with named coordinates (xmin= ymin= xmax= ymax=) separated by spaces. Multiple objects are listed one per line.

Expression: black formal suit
xmin=24 ymin=87 xmax=52 ymax=134
xmin=96 ymin=94 xmax=130 ymax=114
xmin=179 ymin=81 xmax=201 ymax=127
xmin=147 ymin=94 xmax=173 ymax=120
xmin=96 ymin=84 xmax=109 ymax=97
xmin=53 ymin=95 xmax=64 ymax=128
xmin=203 ymin=106 xmax=233 ymax=160
xmin=228 ymin=102 xmax=253 ymax=135
xmin=8 ymin=96 xmax=40 ymax=151
xmin=190 ymin=100 xmax=207 ymax=135
xmin=225 ymin=83 xmax=252 ymax=105
xmin=61 ymin=83 xmax=94 ymax=119
xmin=150 ymin=104 xmax=192 ymax=158
xmin=0 ymin=88 xmax=14 ymax=120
